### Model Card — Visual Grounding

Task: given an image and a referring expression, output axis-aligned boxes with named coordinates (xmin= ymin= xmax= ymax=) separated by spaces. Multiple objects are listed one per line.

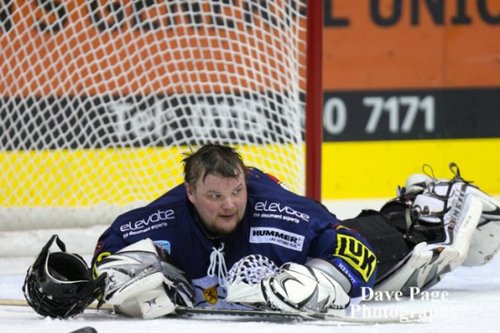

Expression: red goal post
xmin=305 ymin=0 xmax=323 ymax=200
xmin=0 ymin=0 xmax=323 ymax=241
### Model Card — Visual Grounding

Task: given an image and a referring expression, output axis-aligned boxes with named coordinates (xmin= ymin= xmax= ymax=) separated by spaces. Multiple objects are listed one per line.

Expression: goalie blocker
xmin=93 ymin=239 xmax=194 ymax=319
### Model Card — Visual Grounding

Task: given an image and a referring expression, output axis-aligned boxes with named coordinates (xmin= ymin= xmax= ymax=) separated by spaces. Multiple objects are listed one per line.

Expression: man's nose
xmin=221 ymin=197 xmax=235 ymax=210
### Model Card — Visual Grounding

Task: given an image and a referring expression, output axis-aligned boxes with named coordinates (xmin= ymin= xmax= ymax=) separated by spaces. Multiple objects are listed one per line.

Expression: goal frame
xmin=0 ymin=1 xmax=324 ymax=229
xmin=305 ymin=0 xmax=323 ymax=200
xmin=0 ymin=0 xmax=324 ymax=256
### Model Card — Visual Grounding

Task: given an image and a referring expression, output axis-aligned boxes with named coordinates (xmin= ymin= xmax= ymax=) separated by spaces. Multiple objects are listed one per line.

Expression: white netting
xmin=0 ymin=1 xmax=309 ymax=236
xmin=227 ymin=254 xmax=278 ymax=285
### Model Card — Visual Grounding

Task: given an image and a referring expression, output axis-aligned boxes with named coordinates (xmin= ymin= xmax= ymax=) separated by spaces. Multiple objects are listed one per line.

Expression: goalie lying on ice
xmin=23 ymin=145 xmax=500 ymax=319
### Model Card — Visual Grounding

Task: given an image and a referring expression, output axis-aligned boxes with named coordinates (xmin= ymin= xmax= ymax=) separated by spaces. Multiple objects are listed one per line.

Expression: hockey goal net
xmin=0 ymin=1 xmax=322 ymax=254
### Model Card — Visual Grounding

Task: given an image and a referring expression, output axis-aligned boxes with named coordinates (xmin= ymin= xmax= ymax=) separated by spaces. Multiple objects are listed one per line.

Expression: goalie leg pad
xmin=402 ymin=163 xmax=500 ymax=266
xmin=465 ymin=221 xmax=500 ymax=266
xmin=463 ymin=186 xmax=500 ymax=266
xmin=376 ymin=194 xmax=482 ymax=293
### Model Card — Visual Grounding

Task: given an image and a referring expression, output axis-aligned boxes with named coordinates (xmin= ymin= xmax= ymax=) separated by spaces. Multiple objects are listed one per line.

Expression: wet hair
xmin=182 ymin=144 xmax=247 ymax=188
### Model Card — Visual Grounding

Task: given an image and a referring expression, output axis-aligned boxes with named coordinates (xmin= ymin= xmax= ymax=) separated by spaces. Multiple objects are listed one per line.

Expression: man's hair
xmin=182 ymin=144 xmax=247 ymax=187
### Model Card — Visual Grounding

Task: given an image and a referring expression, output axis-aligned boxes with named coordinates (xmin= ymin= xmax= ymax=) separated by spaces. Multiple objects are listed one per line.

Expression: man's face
xmin=186 ymin=169 xmax=247 ymax=236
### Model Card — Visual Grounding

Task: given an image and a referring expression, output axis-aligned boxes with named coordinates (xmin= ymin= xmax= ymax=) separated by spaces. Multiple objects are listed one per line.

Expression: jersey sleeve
xmin=92 ymin=184 xmax=186 ymax=267
xmin=91 ymin=218 xmax=128 ymax=268
xmin=91 ymin=204 xmax=168 ymax=266
xmin=309 ymin=224 xmax=377 ymax=298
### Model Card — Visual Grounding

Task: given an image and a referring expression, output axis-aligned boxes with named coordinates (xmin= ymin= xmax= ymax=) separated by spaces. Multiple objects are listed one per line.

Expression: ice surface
xmin=1 ymin=199 xmax=499 ymax=333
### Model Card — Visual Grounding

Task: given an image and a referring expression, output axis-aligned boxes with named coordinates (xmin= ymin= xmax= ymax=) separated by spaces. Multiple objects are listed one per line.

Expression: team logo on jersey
xmin=249 ymin=227 xmax=304 ymax=251
xmin=203 ymin=285 xmax=219 ymax=305
xmin=334 ymin=234 xmax=377 ymax=282
xmin=254 ymin=200 xmax=310 ymax=223
xmin=120 ymin=209 xmax=175 ymax=237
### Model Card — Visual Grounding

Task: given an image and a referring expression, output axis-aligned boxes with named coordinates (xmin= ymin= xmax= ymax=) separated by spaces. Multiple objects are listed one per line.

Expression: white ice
xmin=1 ymin=199 xmax=499 ymax=333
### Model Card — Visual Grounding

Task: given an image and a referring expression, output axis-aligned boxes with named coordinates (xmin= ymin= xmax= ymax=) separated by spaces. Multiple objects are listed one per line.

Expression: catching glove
xmin=262 ymin=261 xmax=350 ymax=313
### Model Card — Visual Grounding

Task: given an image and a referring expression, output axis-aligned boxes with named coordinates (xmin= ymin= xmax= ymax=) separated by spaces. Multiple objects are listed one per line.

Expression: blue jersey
xmin=93 ymin=168 xmax=377 ymax=307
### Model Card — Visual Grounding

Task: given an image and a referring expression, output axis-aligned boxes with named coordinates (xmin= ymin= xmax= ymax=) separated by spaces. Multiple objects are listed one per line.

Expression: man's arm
xmin=225 ymin=223 xmax=378 ymax=313
xmin=308 ymin=225 xmax=378 ymax=298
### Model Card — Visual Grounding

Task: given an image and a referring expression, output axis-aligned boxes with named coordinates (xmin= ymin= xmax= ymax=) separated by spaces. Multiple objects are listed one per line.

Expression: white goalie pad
xmin=403 ymin=166 xmax=500 ymax=267
xmin=115 ymin=284 xmax=175 ymax=320
xmin=95 ymin=239 xmax=175 ymax=319
xmin=465 ymin=220 xmax=500 ymax=266
xmin=463 ymin=190 xmax=500 ymax=266
xmin=376 ymin=194 xmax=482 ymax=293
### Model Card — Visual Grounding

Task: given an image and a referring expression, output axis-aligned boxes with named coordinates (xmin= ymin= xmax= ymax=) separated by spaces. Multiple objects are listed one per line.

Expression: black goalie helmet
xmin=22 ymin=234 xmax=106 ymax=318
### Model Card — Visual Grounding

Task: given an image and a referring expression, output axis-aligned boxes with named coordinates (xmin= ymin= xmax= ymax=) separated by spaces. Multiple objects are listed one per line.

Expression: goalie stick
xmin=173 ymin=306 xmax=429 ymax=325
xmin=0 ymin=299 xmax=428 ymax=325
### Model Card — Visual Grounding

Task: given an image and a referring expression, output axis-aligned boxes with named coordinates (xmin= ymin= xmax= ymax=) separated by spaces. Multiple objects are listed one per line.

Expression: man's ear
xmin=185 ymin=183 xmax=195 ymax=203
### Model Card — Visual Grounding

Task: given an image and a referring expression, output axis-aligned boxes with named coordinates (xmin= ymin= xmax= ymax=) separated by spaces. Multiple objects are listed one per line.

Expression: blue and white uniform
xmin=93 ymin=168 xmax=377 ymax=307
